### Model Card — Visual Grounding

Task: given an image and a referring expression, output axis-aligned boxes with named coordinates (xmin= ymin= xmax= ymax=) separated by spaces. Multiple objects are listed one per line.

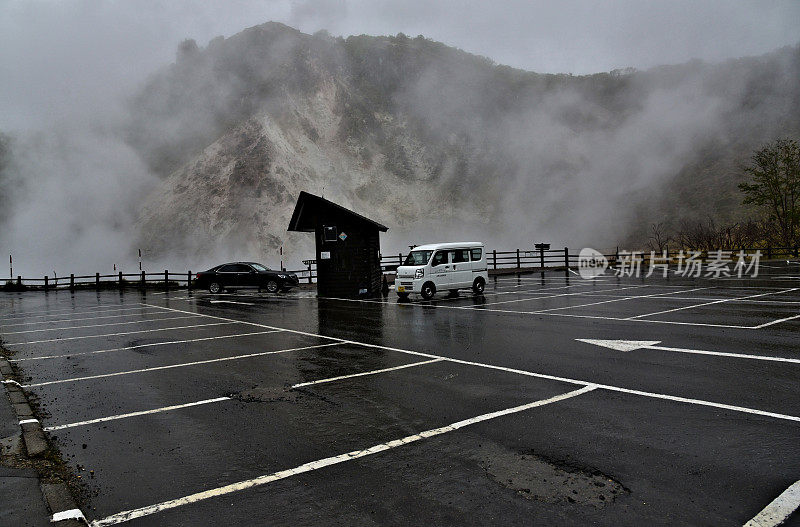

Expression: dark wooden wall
xmin=314 ymin=212 xmax=382 ymax=298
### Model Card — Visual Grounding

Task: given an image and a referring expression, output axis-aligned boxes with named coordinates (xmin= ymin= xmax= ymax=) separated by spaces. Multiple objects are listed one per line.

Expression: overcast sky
xmin=1 ymin=0 xmax=798 ymax=131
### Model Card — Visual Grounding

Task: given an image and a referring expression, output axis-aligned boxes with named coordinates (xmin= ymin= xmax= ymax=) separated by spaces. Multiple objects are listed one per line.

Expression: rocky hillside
xmin=130 ymin=22 xmax=800 ymax=262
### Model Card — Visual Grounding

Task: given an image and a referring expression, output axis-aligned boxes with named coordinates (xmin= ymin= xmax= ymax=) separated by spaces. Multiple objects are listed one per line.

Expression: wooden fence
xmin=3 ymin=245 xmax=795 ymax=291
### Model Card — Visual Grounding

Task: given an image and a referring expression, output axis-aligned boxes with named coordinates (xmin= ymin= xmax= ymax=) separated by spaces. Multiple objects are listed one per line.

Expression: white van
xmin=395 ymin=242 xmax=488 ymax=300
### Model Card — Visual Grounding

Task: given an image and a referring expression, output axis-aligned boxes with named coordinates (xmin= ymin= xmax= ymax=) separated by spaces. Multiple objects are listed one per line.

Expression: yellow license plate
xmin=397 ymin=286 xmax=405 ymax=292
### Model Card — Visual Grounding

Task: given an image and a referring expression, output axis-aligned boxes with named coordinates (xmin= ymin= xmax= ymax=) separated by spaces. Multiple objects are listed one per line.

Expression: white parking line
xmin=0 ymin=304 xmax=166 ymax=321
xmin=318 ymin=295 xmax=759 ymax=329
xmin=469 ymin=285 xmax=649 ymax=307
xmin=44 ymin=397 xmax=233 ymax=431
xmin=143 ymin=304 xmax=800 ymax=420
xmin=89 ymin=385 xmax=597 ymax=526
xmin=6 ymin=322 xmax=239 ymax=345
xmin=431 ymin=284 xmax=584 ymax=302
xmin=0 ymin=315 xmax=201 ymax=335
xmin=43 ymin=359 xmax=448 ymax=430
xmin=23 ymin=342 xmax=341 ymax=387
xmin=752 ymin=314 xmax=800 ymax=329
xmin=744 ymin=479 xmax=800 ymax=527
xmin=0 ymin=309 xmax=184 ymax=328
xmin=12 ymin=330 xmax=284 ymax=362
xmin=626 ymin=288 xmax=799 ymax=319
xmin=543 ymin=293 xmax=800 ymax=305
xmin=527 ymin=287 xmax=711 ymax=314
xmin=52 ymin=509 xmax=87 ymax=523
xmin=291 ymin=358 xmax=445 ymax=388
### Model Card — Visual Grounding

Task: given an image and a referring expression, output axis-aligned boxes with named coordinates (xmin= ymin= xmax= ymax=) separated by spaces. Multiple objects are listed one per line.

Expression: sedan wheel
xmin=265 ymin=280 xmax=279 ymax=293
xmin=208 ymin=282 xmax=222 ymax=294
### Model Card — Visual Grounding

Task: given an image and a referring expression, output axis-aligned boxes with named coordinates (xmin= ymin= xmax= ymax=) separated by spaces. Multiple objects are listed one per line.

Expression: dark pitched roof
xmin=287 ymin=191 xmax=389 ymax=232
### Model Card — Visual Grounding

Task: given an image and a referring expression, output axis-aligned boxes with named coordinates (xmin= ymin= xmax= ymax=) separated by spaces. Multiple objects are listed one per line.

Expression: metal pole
xmin=188 ymin=271 xmax=192 ymax=290
xmin=44 ymin=276 xmax=48 ymax=292
xmin=70 ymin=274 xmax=75 ymax=291
xmin=96 ymin=272 xmax=100 ymax=290
xmin=516 ymin=249 xmax=520 ymax=269
xmin=493 ymin=250 xmax=497 ymax=270
xmin=119 ymin=271 xmax=123 ymax=289
xmin=140 ymin=271 xmax=145 ymax=288
xmin=164 ymin=270 xmax=169 ymax=290
xmin=564 ymin=247 xmax=569 ymax=277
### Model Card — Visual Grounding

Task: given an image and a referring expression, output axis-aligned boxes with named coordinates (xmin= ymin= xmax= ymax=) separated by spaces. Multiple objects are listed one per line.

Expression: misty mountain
xmin=130 ymin=22 xmax=799 ymax=261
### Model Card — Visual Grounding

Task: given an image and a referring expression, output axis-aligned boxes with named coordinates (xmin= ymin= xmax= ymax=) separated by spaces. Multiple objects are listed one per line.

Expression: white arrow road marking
xmin=208 ymin=300 xmax=254 ymax=305
xmin=744 ymin=479 xmax=800 ymax=527
xmin=88 ymin=385 xmax=597 ymax=526
xmin=577 ymin=339 xmax=800 ymax=364
xmin=576 ymin=339 xmax=662 ymax=352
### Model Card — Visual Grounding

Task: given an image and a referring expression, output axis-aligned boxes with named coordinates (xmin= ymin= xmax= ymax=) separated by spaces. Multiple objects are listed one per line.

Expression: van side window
xmin=432 ymin=251 xmax=448 ymax=267
xmin=471 ymin=248 xmax=482 ymax=261
xmin=452 ymin=250 xmax=469 ymax=263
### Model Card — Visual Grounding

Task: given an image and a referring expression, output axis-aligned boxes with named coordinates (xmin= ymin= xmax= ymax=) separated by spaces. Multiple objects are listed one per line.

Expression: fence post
xmin=164 ymin=270 xmax=169 ymax=290
xmin=516 ymin=249 xmax=520 ymax=269
xmin=564 ymin=247 xmax=570 ymax=276
xmin=539 ymin=247 xmax=545 ymax=270
xmin=95 ymin=272 xmax=100 ymax=290
xmin=118 ymin=271 xmax=123 ymax=289
xmin=188 ymin=271 xmax=192 ymax=290
xmin=140 ymin=271 xmax=145 ymax=289
xmin=307 ymin=262 xmax=312 ymax=284
xmin=69 ymin=274 xmax=75 ymax=291
xmin=492 ymin=250 xmax=497 ymax=270
xmin=44 ymin=276 xmax=48 ymax=292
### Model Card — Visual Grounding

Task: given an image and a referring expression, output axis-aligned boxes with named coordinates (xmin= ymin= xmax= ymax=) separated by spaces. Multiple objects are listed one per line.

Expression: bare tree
xmin=646 ymin=222 xmax=672 ymax=253
xmin=739 ymin=138 xmax=800 ymax=247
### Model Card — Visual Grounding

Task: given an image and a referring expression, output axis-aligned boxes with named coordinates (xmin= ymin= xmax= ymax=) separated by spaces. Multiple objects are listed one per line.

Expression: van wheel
xmin=472 ymin=277 xmax=485 ymax=295
xmin=397 ymin=292 xmax=410 ymax=300
xmin=420 ymin=282 xmax=436 ymax=300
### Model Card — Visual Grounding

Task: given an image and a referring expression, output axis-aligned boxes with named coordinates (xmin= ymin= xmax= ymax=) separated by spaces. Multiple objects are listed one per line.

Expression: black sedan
xmin=195 ymin=262 xmax=299 ymax=294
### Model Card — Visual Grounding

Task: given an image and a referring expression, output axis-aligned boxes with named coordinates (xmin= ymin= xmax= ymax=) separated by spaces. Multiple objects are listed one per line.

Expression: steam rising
xmin=0 ymin=2 xmax=798 ymax=276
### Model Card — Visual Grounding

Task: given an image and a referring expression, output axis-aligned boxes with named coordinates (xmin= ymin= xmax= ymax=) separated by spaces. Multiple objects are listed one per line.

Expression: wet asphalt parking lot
xmin=1 ymin=269 xmax=799 ymax=526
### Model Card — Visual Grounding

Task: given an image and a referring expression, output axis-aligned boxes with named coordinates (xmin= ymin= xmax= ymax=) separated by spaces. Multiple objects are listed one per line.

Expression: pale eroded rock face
xmin=132 ymin=23 xmax=800 ymax=264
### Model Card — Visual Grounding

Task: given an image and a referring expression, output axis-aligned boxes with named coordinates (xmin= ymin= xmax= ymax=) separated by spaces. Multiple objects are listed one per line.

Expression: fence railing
xmin=3 ymin=245 xmax=794 ymax=291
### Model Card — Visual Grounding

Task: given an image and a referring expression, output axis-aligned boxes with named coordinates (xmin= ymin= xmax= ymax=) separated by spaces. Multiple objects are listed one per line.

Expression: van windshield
xmin=404 ymin=250 xmax=433 ymax=266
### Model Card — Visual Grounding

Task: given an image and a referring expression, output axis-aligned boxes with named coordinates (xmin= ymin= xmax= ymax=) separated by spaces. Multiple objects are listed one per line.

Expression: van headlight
xmin=414 ymin=269 xmax=424 ymax=279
